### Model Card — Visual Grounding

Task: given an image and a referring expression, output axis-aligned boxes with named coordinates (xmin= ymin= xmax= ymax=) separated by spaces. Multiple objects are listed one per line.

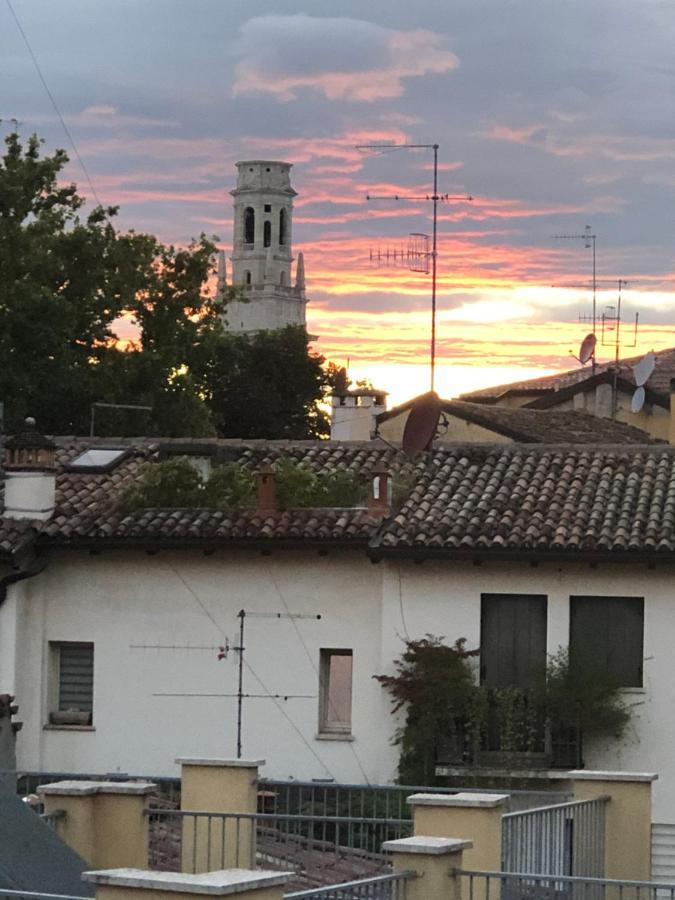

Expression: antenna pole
xmin=236 ymin=609 xmax=245 ymax=759
xmin=591 ymin=229 xmax=597 ymax=373
xmin=431 ymin=143 xmax=439 ymax=392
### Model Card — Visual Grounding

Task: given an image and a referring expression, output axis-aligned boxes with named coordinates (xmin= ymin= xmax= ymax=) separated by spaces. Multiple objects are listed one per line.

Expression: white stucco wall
xmin=6 ymin=550 xmax=675 ymax=821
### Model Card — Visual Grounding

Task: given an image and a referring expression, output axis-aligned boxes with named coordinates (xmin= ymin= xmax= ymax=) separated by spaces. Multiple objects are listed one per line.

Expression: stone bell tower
xmin=220 ymin=160 xmax=308 ymax=333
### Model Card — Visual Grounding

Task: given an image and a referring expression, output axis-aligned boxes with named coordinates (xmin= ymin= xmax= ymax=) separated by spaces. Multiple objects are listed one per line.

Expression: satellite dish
xmin=633 ymin=351 xmax=656 ymax=387
xmin=631 ymin=386 xmax=646 ymax=414
xmin=402 ymin=392 xmax=442 ymax=456
xmin=579 ymin=333 xmax=597 ymax=365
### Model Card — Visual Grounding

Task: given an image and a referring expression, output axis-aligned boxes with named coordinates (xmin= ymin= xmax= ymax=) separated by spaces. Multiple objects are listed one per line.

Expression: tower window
xmin=245 ymin=271 xmax=251 ymax=285
xmin=243 ymin=207 xmax=255 ymax=245
xmin=279 ymin=208 xmax=287 ymax=246
xmin=264 ymin=204 xmax=271 ymax=213
xmin=280 ymin=271 xmax=286 ymax=285
xmin=263 ymin=220 xmax=271 ymax=248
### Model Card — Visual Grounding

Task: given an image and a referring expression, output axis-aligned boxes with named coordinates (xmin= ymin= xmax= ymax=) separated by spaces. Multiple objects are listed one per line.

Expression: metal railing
xmin=461 ymin=869 xmax=675 ymax=900
xmin=502 ymin=796 xmax=609 ymax=877
xmin=147 ymin=809 xmax=409 ymax=885
xmin=0 ymin=892 xmax=89 ymax=900
xmin=284 ymin=871 xmax=414 ymax=899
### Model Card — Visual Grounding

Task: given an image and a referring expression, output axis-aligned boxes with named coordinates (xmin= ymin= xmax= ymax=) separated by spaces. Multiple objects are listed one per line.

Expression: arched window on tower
xmin=245 ymin=270 xmax=251 ymax=286
xmin=243 ymin=207 xmax=255 ymax=244
xmin=263 ymin=220 xmax=271 ymax=248
xmin=280 ymin=270 xmax=286 ymax=286
xmin=279 ymin=208 xmax=287 ymax=246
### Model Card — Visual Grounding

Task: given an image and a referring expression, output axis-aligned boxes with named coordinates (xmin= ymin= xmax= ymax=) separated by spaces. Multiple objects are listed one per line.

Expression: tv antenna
xmin=135 ymin=609 xmax=322 ymax=759
xmin=356 ymin=142 xmax=472 ymax=392
xmin=553 ymin=226 xmax=597 ymax=370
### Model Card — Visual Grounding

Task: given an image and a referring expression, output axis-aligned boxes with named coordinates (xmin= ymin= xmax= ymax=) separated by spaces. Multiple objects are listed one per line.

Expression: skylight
xmin=68 ymin=448 xmax=128 ymax=471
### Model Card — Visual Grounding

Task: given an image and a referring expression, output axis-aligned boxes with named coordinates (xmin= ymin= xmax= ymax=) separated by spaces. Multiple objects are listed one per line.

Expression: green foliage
xmin=118 ymin=457 xmax=206 ymax=512
xmin=0 ymin=133 xmax=333 ymax=440
xmin=375 ymin=636 xmax=480 ymax=785
xmin=205 ymin=462 xmax=256 ymax=509
xmin=275 ymin=458 xmax=365 ymax=509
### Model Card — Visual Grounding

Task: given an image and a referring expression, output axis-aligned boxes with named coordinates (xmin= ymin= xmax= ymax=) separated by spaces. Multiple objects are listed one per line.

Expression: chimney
xmin=670 ymin=379 xmax=675 ymax=445
xmin=3 ymin=418 xmax=56 ymax=521
xmin=368 ymin=462 xmax=391 ymax=519
xmin=256 ymin=463 xmax=277 ymax=515
xmin=330 ymin=388 xmax=388 ymax=441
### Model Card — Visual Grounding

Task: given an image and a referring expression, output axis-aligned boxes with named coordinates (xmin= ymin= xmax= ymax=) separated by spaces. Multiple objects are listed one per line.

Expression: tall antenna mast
xmin=553 ymin=226 xmax=597 ymax=371
xmin=356 ymin=142 xmax=472 ymax=392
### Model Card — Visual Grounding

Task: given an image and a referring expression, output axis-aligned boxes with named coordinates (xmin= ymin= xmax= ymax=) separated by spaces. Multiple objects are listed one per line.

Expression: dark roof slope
xmin=459 ymin=346 xmax=675 ymax=405
xmin=378 ymin=395 xmax=657 ymax=444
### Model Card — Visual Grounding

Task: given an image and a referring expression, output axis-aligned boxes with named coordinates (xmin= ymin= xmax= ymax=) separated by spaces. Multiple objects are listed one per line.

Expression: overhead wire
xmin=265 ymin=562 xmax=373 ymax=785
xmin=5 ymin=0 xmax=102 ymax=206
xmin=165 ymin=561 xmax=338 ymax=781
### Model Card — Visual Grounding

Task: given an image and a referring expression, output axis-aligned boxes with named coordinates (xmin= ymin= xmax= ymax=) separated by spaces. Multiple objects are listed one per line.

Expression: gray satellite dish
xmin=402 ymin=392 xmax=442 ymax=456
xmin=633 ymin=351 xmax=656 ymax=387
xmin=579 ymin=333 xmax=597 ymax=365
xmin=631 ymin=386 xmax=646 ymax=414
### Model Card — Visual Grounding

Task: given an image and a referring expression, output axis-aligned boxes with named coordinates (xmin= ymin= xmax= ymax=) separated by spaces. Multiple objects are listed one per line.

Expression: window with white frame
xmin=318 ymin=649 xmax=353 ymax=734
xmin=49 ymin=642 xmax=94 ymax=726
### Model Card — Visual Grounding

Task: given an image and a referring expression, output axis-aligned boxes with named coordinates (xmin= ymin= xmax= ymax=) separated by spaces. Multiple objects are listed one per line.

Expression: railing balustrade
xmin=0 ymin=892 xmax=89 ymax=900
xmin=283 ymin=871 xmax=414 ymax=899
xmin=461 ymin=869 xmax=675 ymax=900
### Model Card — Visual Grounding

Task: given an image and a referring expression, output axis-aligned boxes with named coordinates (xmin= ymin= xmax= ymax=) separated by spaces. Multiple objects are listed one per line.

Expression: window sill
xmin=43 ymin=724 xmax=96 ymax=732
xmin=315 ymin=732 xmax=354 ymax=742
xmin=620 ymin=687 xmax=646 ymax=695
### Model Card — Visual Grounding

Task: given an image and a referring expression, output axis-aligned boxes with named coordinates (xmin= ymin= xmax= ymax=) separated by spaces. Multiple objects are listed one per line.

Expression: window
xmin=319 ymin=649 xmax=352 ymax=734
xmin=245 ymin=270 xmax=252 ymax=285
xmin=264 ymin=204 xmax=272 ymax=213
xmin=480 ymin=594 xmax=547 ymax=688
xmin=279 ymin=208 xmax=287 ymax=245
xmin=243 ymin=207 xmax=255 ymax=244
xmin=263 ymin=220 xmax=271 ymax=248
xmin=67 ymin=448 xmax=128 ymax=473
xmin=280 ymin=270 xmax=286 ymax=286
xmin=49 ymin=642 xmax=94 ymax=726
xmin=570 ymin=596 xmax=644 ymax=687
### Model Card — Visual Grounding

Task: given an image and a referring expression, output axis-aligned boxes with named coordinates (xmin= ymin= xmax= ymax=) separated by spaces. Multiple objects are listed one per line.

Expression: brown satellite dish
xmin=579 ymin=333 xmax=597 ymax=365
xmin=402 ymin=392 xmax=442 ymax=456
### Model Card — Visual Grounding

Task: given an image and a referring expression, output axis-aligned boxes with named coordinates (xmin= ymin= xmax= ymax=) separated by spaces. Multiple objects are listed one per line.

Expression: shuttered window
xmin=570 ymin=596 xmax=644 ymax=688
xmin=480 ymin=594 xmax=548 ymax=688
xmin=57 ymin=643 xmax=94 ymax=713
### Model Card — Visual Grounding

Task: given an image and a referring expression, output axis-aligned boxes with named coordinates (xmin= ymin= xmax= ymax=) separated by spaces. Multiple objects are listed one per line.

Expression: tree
xmin=0 ymin=133 xmax=332 ymax=439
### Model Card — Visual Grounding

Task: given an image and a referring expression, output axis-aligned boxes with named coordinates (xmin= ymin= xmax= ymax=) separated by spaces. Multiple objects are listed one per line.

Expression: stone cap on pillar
xmin=37 ymin=780 xmax=157 ymax=796
xmin=82 ymin=869 xmax=292 ymax=895
xmin=408 ymin=792 xmax=510 ymax=808
xmin=175 ymin=758 xmax=265 ymax=768
xmin=383 ymin=836 xmax=473 ymax=856
xmin=568 ymin=770 xmax=657 ymax=782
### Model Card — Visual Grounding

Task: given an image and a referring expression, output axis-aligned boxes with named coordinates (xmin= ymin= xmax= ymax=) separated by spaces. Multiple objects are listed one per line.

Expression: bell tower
xmin=223 ymin=160 xmax=308 ymax=333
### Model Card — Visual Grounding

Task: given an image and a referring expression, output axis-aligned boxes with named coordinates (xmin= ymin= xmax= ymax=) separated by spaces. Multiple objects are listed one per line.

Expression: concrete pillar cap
xmin=37 ymin=780 xmax=156 ymax=796
xmin=176 ymin=758 xmax=265 ymax=768
xmin=408 ymin=791 xmax=510 ymax=808
xmin=383 ymin=836 xmax=473 ymax=856
xmin=82 ymin=869 xmax=292 ymax=894
xmin=569 ymin=770 xmax=657 ymax=783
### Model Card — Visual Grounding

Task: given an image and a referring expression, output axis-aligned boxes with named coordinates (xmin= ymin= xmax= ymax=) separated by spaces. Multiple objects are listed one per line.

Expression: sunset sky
xmin=3 ymin=0 xmax=675 ymax=405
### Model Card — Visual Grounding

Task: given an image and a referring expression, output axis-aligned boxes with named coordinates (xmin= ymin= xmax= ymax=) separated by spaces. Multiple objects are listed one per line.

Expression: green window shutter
xmin=570 ymin=597 xmax=643 ymax=688
xmin=480 ymin=594 xmax=548 ymax=688
xmin=58 ymin=643 xmax=94 ymax=712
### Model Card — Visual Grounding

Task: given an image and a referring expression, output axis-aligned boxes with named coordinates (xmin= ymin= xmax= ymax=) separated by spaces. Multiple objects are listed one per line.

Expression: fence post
xmin=38 ymin=780 xmax=155 ymax=868
xmin=177 ymin=757 xmax=264 ymax=873
xmin=408 ymin=792 xmax=509 ymax=872
xmin=83 ymin=867 xmax=292 ymax=900
xmin=382 ymin=836 xmax=471 ymax=900
xmin=570 ymin=770 xmax=657 ymax=880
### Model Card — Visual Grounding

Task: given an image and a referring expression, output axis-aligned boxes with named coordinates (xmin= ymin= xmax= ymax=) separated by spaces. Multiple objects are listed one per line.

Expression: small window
xmin=279 ymin=208 xmax=287 ymax=245
xmin=263 ymin=220 xmax=271 ymax=248
xmin=280 ymin=271 xmax=286 ymax=286
xmin=264 ymin=204 xmax=272 ymax=213
xmin=319 ymin=649 xmax=352 ymax=734
xmin=245 ymin=270 xmax=252 ymax=285
xmin=570 ymin=596 xmax=644 ymax=688
xmin=67 ymin=448 xmax=128 ymax=473
xmin=49 ymin=642 xmax=94 ymax=726
xmin=243 ymin=207 xmax=255 ymax=244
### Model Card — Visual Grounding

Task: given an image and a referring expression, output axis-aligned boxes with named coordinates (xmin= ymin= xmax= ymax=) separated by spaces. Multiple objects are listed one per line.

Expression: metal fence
xmin=284 ymin=872 xmax=414 ymax=899
xmin=147 ymin=809 xmax=409 ymax=887
xmin=502 ymin=797 xmax=609 ymax=877
xmin=461 ymin=869 xmax=675 ymax=900
xmin=0 ymin=892 xmax=88 ymax=900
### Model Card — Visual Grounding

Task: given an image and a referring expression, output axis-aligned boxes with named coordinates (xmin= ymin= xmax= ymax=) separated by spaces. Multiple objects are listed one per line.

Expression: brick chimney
xmin=3 ymin=418 xmax=56 ymax=521
xmin=256 ymin=463 xmax=277 ymax=515
xmin=368 ymin=462 xmax=391 ymax=519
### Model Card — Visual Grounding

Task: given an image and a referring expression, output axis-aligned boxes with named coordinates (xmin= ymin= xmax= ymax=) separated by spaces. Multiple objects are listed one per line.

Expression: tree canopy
xmin=0 ymin=132 xmax=332 ymax=438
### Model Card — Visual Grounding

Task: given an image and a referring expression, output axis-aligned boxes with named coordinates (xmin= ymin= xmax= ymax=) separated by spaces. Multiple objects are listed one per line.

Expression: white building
xmin=4 ymin=425 xmax=675 ymax=852
xmin=219 ymin=160 xmax=308 ymax=333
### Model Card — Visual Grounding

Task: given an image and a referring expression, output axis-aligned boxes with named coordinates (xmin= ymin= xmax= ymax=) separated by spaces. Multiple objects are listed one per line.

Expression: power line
xmin=5 ymin=0 xmax=102 ymax=206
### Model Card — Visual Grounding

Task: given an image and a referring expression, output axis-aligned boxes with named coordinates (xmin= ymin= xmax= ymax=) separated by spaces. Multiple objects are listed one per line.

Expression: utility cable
xmin=6 ymin=0 xmax=102 ymax=206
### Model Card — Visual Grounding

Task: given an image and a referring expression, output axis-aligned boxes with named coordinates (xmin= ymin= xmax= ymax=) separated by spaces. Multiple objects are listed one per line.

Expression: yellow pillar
xmin=409 ymin=792 xmax=509 ymax=872
xmin=383 ymin=836 xmax=472 ymax=900
xmin=178 ymin=758 xmax=264 ymax=873
xmin=570 ymin=770 xmax=656 ymax=880
xmin=83 ymin=867 xmax=292 ymax=900
xmin=38 ymin=780 xmax=156 ymax=869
